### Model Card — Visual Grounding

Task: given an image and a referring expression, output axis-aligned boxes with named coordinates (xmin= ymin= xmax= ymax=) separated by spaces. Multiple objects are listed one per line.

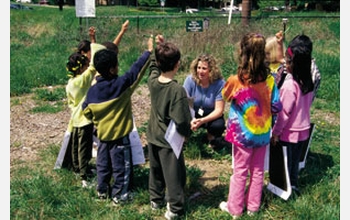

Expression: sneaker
xmin=219 ymin=201 xmax=229 ymax=212
xmin=247 ymin=210 xmax=257 ymax=216
xmin=97 ymin=192 xmax=107 ymax=200
xmin=120 ymin=192 xmax=134 ymax=202
xmin=81 ymin=180 xmax=93 ymax=188
xmin=164 ymin=210 xmax=179 ymax=220
xmin=112 ymin=196 xmax=120 ymax=206
xmin=219 ymin=201 xmax=240 ymax=219
xmin=112 ymin=192 xmax=133 ymax=206
xmin=151 ymin=200 xmax=166 ymax=210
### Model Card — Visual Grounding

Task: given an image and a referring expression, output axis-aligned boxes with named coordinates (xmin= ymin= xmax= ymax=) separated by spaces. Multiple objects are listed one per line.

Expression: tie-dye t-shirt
xmin=222 ymin=74 xmax=282 ymax=148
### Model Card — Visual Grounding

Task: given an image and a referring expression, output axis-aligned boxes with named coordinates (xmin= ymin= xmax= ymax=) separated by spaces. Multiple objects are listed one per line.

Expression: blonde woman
xmin=183 ymin=54 xmax=229 ymax=149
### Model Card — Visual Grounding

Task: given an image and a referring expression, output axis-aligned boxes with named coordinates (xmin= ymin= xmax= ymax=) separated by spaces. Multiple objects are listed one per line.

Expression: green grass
xmin=10 ymin=4 xmax=340 ymax=220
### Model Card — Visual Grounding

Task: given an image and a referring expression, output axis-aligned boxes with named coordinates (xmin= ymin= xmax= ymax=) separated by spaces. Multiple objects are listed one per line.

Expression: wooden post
xmin=241 ymin=0 xmax=250 ymax=26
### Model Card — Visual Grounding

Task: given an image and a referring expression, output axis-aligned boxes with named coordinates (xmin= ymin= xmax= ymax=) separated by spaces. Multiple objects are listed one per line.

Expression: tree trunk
xmin=285 ymin=0 xmax=289 ymax=11
xmin=241 ymin=0 xmax=251 ymax=26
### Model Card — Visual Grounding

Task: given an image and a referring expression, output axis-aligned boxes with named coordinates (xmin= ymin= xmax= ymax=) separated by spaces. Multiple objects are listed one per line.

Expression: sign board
xmin=76 ymin=0 xmax=96 ymax=18
xmin=186 ymin=20 xmax=203 ymax=32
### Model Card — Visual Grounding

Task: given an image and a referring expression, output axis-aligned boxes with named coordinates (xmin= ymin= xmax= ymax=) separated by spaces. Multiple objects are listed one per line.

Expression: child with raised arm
xmin=65 ymin=25 xmax=97 ymax=188
xmin=82 ymin=35 xmax=153 ymax=205
xmin=65 ymin=22 xmax=129 ymax=188
xmin=90 ymin=20 xmax=129 ymax=86
xmin=147 ymin=35 xmax=192 ymax=219
xmin=65 ymin=52 xmax=96 ymax=188
xmin=265 ymin=30 xmax=285 ymax=83
xmin=219 ymin=33 xmax=282 ymax=218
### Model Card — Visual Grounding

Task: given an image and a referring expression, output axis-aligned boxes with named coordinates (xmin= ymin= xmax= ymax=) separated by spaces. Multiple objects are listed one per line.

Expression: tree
xmin=241 ymin=0 xmax=251 ymax=26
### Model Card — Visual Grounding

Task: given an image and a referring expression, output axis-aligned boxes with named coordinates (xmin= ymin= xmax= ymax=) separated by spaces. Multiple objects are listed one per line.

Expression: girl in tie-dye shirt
xmin=219 ymin=33 xmax=282 ymax=218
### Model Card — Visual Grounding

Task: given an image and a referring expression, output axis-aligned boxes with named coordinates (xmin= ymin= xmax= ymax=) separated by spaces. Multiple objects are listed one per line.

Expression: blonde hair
xmin=189 ymin=54 xmax=223 ymax=85
xmin=265 ymin=36 xmax=285 ymax=63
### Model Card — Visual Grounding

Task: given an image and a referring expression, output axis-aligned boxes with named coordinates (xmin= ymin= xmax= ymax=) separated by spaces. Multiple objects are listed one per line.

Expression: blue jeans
xmin=96 ymin=136 xmax=133 ymax=199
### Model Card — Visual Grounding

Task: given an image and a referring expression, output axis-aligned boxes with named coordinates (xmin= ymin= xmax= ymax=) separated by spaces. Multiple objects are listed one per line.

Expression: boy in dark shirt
xmin=147 ymin=35 xmax=192 ymax=219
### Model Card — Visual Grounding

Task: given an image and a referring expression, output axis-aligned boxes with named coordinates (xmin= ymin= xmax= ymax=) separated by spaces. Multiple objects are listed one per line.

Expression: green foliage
xmin=33 ymin=87 xmax=66 ymax=101
xmin=184 ymin=129 xmax=232 ymax=160
xmin=27 ymin=87 xmax=67 ymax=113
xmin=258 ymin=0 xmax=285 ymax=10
xmin=30 ymin=101 xmax=65 ymax=113
xmin=11 ymin=6 xmax=340 ymax=114
xmin=138 ymin=0 xmax=159 ymax=7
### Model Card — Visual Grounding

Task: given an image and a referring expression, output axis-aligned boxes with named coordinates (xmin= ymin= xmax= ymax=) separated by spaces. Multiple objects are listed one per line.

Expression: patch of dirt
xmin=10 ymin=85 xmax=231 ymax=189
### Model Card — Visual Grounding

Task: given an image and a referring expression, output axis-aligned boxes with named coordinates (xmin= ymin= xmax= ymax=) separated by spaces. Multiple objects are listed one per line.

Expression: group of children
xmin=63 ymin=19 xmax=319 ymax=219
xmin=218 ymin=31 xmax=319 ymax=219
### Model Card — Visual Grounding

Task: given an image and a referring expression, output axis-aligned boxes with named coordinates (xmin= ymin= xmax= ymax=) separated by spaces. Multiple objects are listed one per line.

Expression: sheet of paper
xmin=267 ymin=145 xmax=292 ymax=200
xmin=299 ymin=123 xmax=315 ymax=170
xmin=54 ymin=131 xmax=72 ymax=170
xmin=165 ymin=120 xmax=185 ymax=159
xmin=129 ymin=120 xmax=146 ymax=165
xmin=164 ymin=98 xmax=194 ymax=159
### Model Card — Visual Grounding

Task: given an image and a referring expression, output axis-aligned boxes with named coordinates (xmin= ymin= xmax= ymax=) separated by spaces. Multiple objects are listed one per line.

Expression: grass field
xmin=10 ymin=3 xmax=340 ymax=220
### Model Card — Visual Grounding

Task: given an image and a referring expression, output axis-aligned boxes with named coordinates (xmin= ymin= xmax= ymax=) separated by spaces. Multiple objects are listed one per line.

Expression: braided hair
xmin=66 ymin=52 xmax=88 ymax=77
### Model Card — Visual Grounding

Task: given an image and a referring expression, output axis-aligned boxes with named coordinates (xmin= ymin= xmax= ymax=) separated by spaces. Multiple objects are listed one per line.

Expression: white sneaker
xmin=219 ymin=201 xmax=240 ymax=219
xmin=92 ymin=143 xmax=98 ymax=158
xmin=82 ymin=180 xmax=91 ymax=188
xmin=151 ymin=200 xmax=166 ymax=210
xmin=219 ymin=201 xmax=229 ymax=212
xmin=164 ymin=210 xmax=178 ymax=220
xmin=112 ymin=196 xmax=120 ymax=206
xmin=97 ymin=192 xmax=107 ymax=200
xmin=247 ymin=210 xmax=257 ymax=216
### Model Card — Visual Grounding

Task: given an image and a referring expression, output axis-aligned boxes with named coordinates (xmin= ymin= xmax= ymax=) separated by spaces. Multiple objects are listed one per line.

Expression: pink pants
xmin=227 ymin=144 xmax=266 ymax=216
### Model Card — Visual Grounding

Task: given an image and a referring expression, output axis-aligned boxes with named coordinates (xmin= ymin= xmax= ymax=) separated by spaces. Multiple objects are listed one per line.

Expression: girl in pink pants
xmin=220 ymin=32 xmax=282 ymax=218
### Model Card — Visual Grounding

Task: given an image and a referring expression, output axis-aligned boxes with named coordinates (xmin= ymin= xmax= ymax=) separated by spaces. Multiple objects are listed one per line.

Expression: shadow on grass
xmin=299 ymin=150 xmax=335 ymax=187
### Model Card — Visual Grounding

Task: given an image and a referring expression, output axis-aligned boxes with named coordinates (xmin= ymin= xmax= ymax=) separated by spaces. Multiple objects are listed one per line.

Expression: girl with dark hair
xmin=271 ymin=35 xmax=315 ymax=196
xmin=66 ymin=51 xmax=97 ymax=188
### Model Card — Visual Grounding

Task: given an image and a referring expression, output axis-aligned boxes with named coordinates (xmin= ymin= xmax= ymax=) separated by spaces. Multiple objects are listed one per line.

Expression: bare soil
xmin=10 ymin=85 xmax=231 ymax=188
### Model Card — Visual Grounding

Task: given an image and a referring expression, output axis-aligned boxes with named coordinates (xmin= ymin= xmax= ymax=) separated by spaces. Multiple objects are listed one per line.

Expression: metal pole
xmin=79 ymin=17 xmax=83 ymax=39
xmin=282 ymin=18 xmax=288 ymax=42
xmin=228 ymin=0 xmax=234 ymax=24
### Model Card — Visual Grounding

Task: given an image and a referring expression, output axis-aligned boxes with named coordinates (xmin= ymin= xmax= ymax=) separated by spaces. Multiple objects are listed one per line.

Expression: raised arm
xmin=275 ymin=30 xmax=285 ymax=64
xmin=113 ymin=20 xmax=129 ymax=46
xmin=89 ymin=26 xmax=96 ymax=43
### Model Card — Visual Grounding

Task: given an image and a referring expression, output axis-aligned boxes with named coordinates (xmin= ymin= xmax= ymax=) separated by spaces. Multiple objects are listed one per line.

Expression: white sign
xmin=76 ymin=0 xmax=96 ymax=18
